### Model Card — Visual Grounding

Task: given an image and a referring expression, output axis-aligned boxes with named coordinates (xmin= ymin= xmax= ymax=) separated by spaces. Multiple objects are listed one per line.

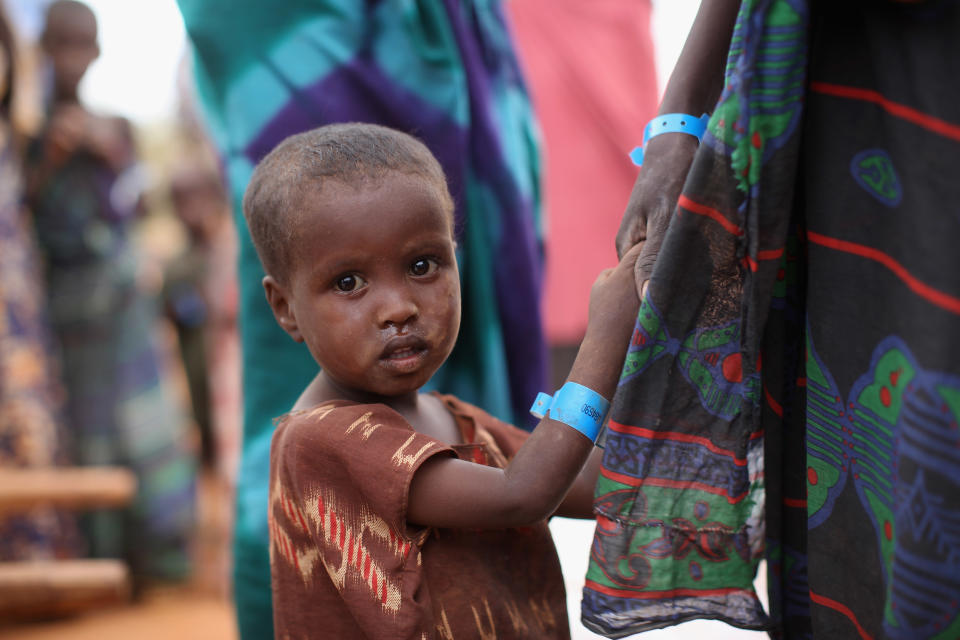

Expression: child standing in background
xmin=25 ymin=0 xmax=195 ymax=584
xmin=250 ymin=123 xmax=642 ymax=638
xmin=162 ymin=162 xmax=232 ymax=470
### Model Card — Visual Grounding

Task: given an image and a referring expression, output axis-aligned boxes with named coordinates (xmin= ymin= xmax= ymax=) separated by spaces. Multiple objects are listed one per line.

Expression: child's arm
xmin=551 ymin=448 xmax=604 ymax=519
xmin=407 ymin=243 xmax=643 ymax=529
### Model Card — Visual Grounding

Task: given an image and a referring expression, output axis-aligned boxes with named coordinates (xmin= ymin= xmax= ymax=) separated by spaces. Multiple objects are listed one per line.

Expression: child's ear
xmin=263 ymin=275 xmax=303 ymax=342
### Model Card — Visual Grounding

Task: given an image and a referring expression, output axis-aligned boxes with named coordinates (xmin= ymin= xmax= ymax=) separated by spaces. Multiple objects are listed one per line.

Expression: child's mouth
xmin=380 ymin=336 xmax=428 ymax=372
xmin=385 ymin=347 xmax=420 ymax=359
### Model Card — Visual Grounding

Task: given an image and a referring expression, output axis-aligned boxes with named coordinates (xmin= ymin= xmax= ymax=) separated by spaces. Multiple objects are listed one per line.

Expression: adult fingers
xmin=617 ymin=239 xmax=646 ymax=271
xmin=631 ymin=194 xmax=675 ymax=295
xmin=615 ymin=178 xmax=649 ymax=259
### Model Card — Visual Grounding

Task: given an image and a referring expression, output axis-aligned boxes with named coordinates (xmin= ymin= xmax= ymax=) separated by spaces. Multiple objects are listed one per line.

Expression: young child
xmin=162 ymin=162 xmax=232 ymax=469
xmin=248 ymin=123 xmax=642 ymax=638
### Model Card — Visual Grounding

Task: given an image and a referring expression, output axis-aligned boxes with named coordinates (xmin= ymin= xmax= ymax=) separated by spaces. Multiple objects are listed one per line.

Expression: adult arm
xmin=407 ymin=244 xmax=644 ymax=529
xmin=615 ymin=0 xmax=742 ymax=292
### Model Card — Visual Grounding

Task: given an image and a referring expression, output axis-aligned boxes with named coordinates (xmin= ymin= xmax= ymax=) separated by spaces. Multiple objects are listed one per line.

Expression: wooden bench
xmin=0 ymin=467 xmax=137 ymax=620
xmin=0 ymin=468 xmax=136 ymax=515
xmin=0 ymin=559 xmax=131 ymax=619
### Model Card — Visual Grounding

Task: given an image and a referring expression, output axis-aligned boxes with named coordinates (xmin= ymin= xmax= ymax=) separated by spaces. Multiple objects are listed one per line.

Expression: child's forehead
xmin=310 ymin=171 xmax=428 ymax=195
xmin=285 ymin=173 xmax=451 ymax=262
xmin=301 ymin=172 xmax=451 ymax=221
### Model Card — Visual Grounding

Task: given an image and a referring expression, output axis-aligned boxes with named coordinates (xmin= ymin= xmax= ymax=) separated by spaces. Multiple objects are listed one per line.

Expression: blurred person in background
xmin=0 ymin=0 xmax=79 ymax=564
xmin=25 ymin=0 xmax=195 ymax=586
xmin=176 ymin=0 xmax=546 ymax=636
xmin=162 ymin=161 xmax=231 ymax=471
xmin=161 ymin=156 xmax=239 ymax=598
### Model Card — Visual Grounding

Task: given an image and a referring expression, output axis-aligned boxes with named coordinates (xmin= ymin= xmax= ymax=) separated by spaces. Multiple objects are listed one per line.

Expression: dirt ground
xmin=0 ymin=587 xmax=237 ymax=640
xmin=0 ymin=470 xmax=239 ymax=640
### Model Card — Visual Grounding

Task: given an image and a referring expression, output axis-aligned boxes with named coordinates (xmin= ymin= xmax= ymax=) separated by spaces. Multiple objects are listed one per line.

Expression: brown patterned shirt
xmin=269 ymin=393 xmax=571 ymax=639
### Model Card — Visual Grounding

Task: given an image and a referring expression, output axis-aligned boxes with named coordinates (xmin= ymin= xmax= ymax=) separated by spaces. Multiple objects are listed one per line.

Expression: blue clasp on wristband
xmin=629 ymin=112 xmax=710 ymax=167
xmin=529 ymin=382 xmax=610 ymax=442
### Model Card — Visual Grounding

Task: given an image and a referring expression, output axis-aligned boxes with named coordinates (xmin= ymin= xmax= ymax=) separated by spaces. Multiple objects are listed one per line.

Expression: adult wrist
xmin=630 ymin=112 xmax=710 ymax=167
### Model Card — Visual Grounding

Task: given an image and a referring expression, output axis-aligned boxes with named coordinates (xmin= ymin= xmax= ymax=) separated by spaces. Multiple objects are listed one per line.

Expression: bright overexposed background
xmin=651 ymin=0 xmax=700 ymax=95
xmin=6 ymin=0 xmax=188 ymax=124
xmin=9 ymin=0 xmax=702 ymax=127
xmin=79 ymin=0 xmax=188 ymax=122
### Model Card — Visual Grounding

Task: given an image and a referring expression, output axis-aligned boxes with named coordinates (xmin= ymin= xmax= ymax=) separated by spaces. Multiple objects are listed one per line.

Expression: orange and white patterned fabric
xmin=268 ymin=394 xmax=570 ymax=639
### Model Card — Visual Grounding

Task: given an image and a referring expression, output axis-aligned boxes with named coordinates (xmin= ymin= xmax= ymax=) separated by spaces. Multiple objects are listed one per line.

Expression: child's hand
xmin=586 ymin=241 xmax=644 ymax=345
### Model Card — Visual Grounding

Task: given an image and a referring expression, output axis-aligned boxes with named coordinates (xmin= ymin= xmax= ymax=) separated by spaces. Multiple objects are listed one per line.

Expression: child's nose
xmin=376 ymin=286 xmax=419 ymax=328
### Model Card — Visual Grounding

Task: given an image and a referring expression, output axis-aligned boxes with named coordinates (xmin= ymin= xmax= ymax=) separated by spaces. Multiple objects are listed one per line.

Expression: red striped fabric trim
xmin=810 ymin=82 xmax=960 ymax=143
xmin=599 ymin=467 xmax=750 ymax=503
xmin=585 ymin=579 xmax=757 ymax=600
xmin=677 ymin=194 xmax=744 ymax=236
xmin=607 ymin=421 xmax=747 ymax=465
xmin=809 ymin=590 xmax=875 ymax=640
xmin=764 ymin=384 xmax=783 ymax=418
xmin=807 ymin=231 xmax=960 ymax=316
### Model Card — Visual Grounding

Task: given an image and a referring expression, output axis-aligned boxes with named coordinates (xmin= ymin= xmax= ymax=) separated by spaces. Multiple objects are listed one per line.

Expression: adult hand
xmin=614 ymin=132 xmax=699 ymax=296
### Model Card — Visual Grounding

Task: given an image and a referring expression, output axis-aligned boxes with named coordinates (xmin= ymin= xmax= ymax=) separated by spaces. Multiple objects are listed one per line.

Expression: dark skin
xmin=170 ymin=165 xmax=229 ymax=246
xmin=615 ymin=0 xmax=742 ymax=294
xmin=264 ymin=172 xmax=642 ymax=529
xmin=32 ymin=1 xmax=130 ymax=178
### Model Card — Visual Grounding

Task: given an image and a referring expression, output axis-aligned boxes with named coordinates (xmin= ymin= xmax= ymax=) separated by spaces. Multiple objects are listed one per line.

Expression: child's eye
xmin=334 ymin=274 xmax=367 ymax=292
xmin=410 ymin=257 xmax=439 ymax=277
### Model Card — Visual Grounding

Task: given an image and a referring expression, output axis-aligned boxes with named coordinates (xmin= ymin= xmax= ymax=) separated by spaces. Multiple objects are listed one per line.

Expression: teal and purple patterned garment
xmin=584 ymin=1 xmax=960 ymax=638
xmin=176 ymin=2 xmax=545 ymax=637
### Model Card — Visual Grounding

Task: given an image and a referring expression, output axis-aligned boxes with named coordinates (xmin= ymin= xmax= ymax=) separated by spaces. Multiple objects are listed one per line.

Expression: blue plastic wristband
xmin=629 ymin=112 xmax=710 ymax=167
xmin=529 ymin=382 xmax=610 ymax=442
xmin=529 ymin=392 xmax=553 ymax=419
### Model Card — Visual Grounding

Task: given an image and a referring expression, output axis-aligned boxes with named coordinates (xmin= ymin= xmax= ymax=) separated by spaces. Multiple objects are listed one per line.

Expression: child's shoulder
xmin=271 ymin=398 xmax=456 ymax=490
xmin=276 ymin=399 xmax=410 ymax=443
xmin=272 ymin=399 xmax=446 ymax=466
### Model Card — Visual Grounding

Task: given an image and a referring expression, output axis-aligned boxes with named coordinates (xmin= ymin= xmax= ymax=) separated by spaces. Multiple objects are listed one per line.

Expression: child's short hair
xmin=243 ymin=122 xmax=455 ymax=283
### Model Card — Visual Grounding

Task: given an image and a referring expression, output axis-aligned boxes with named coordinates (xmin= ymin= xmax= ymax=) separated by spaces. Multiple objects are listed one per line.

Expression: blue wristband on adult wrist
xmin=629 ymin=112 xmax=710 ymax=167
xmin=529 ymin=382 xmax=610 ymax=442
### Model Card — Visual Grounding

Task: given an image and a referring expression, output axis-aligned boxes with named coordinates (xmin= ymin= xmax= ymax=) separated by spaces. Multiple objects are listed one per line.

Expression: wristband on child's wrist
xmin=629 ymin=112 xmax=711 ymax=167
xmin=529 ymin=382 xmax=610 ymax=442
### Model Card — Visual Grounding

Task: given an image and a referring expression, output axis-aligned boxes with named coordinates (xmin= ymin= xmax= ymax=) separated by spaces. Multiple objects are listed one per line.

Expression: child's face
xmin=171 ymin=170 xmax=226 ymax=241
xmin=44 ymin=8 xmax=99 ymax=95
xmin=267 ymin=173 xmax=461 ymax=402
